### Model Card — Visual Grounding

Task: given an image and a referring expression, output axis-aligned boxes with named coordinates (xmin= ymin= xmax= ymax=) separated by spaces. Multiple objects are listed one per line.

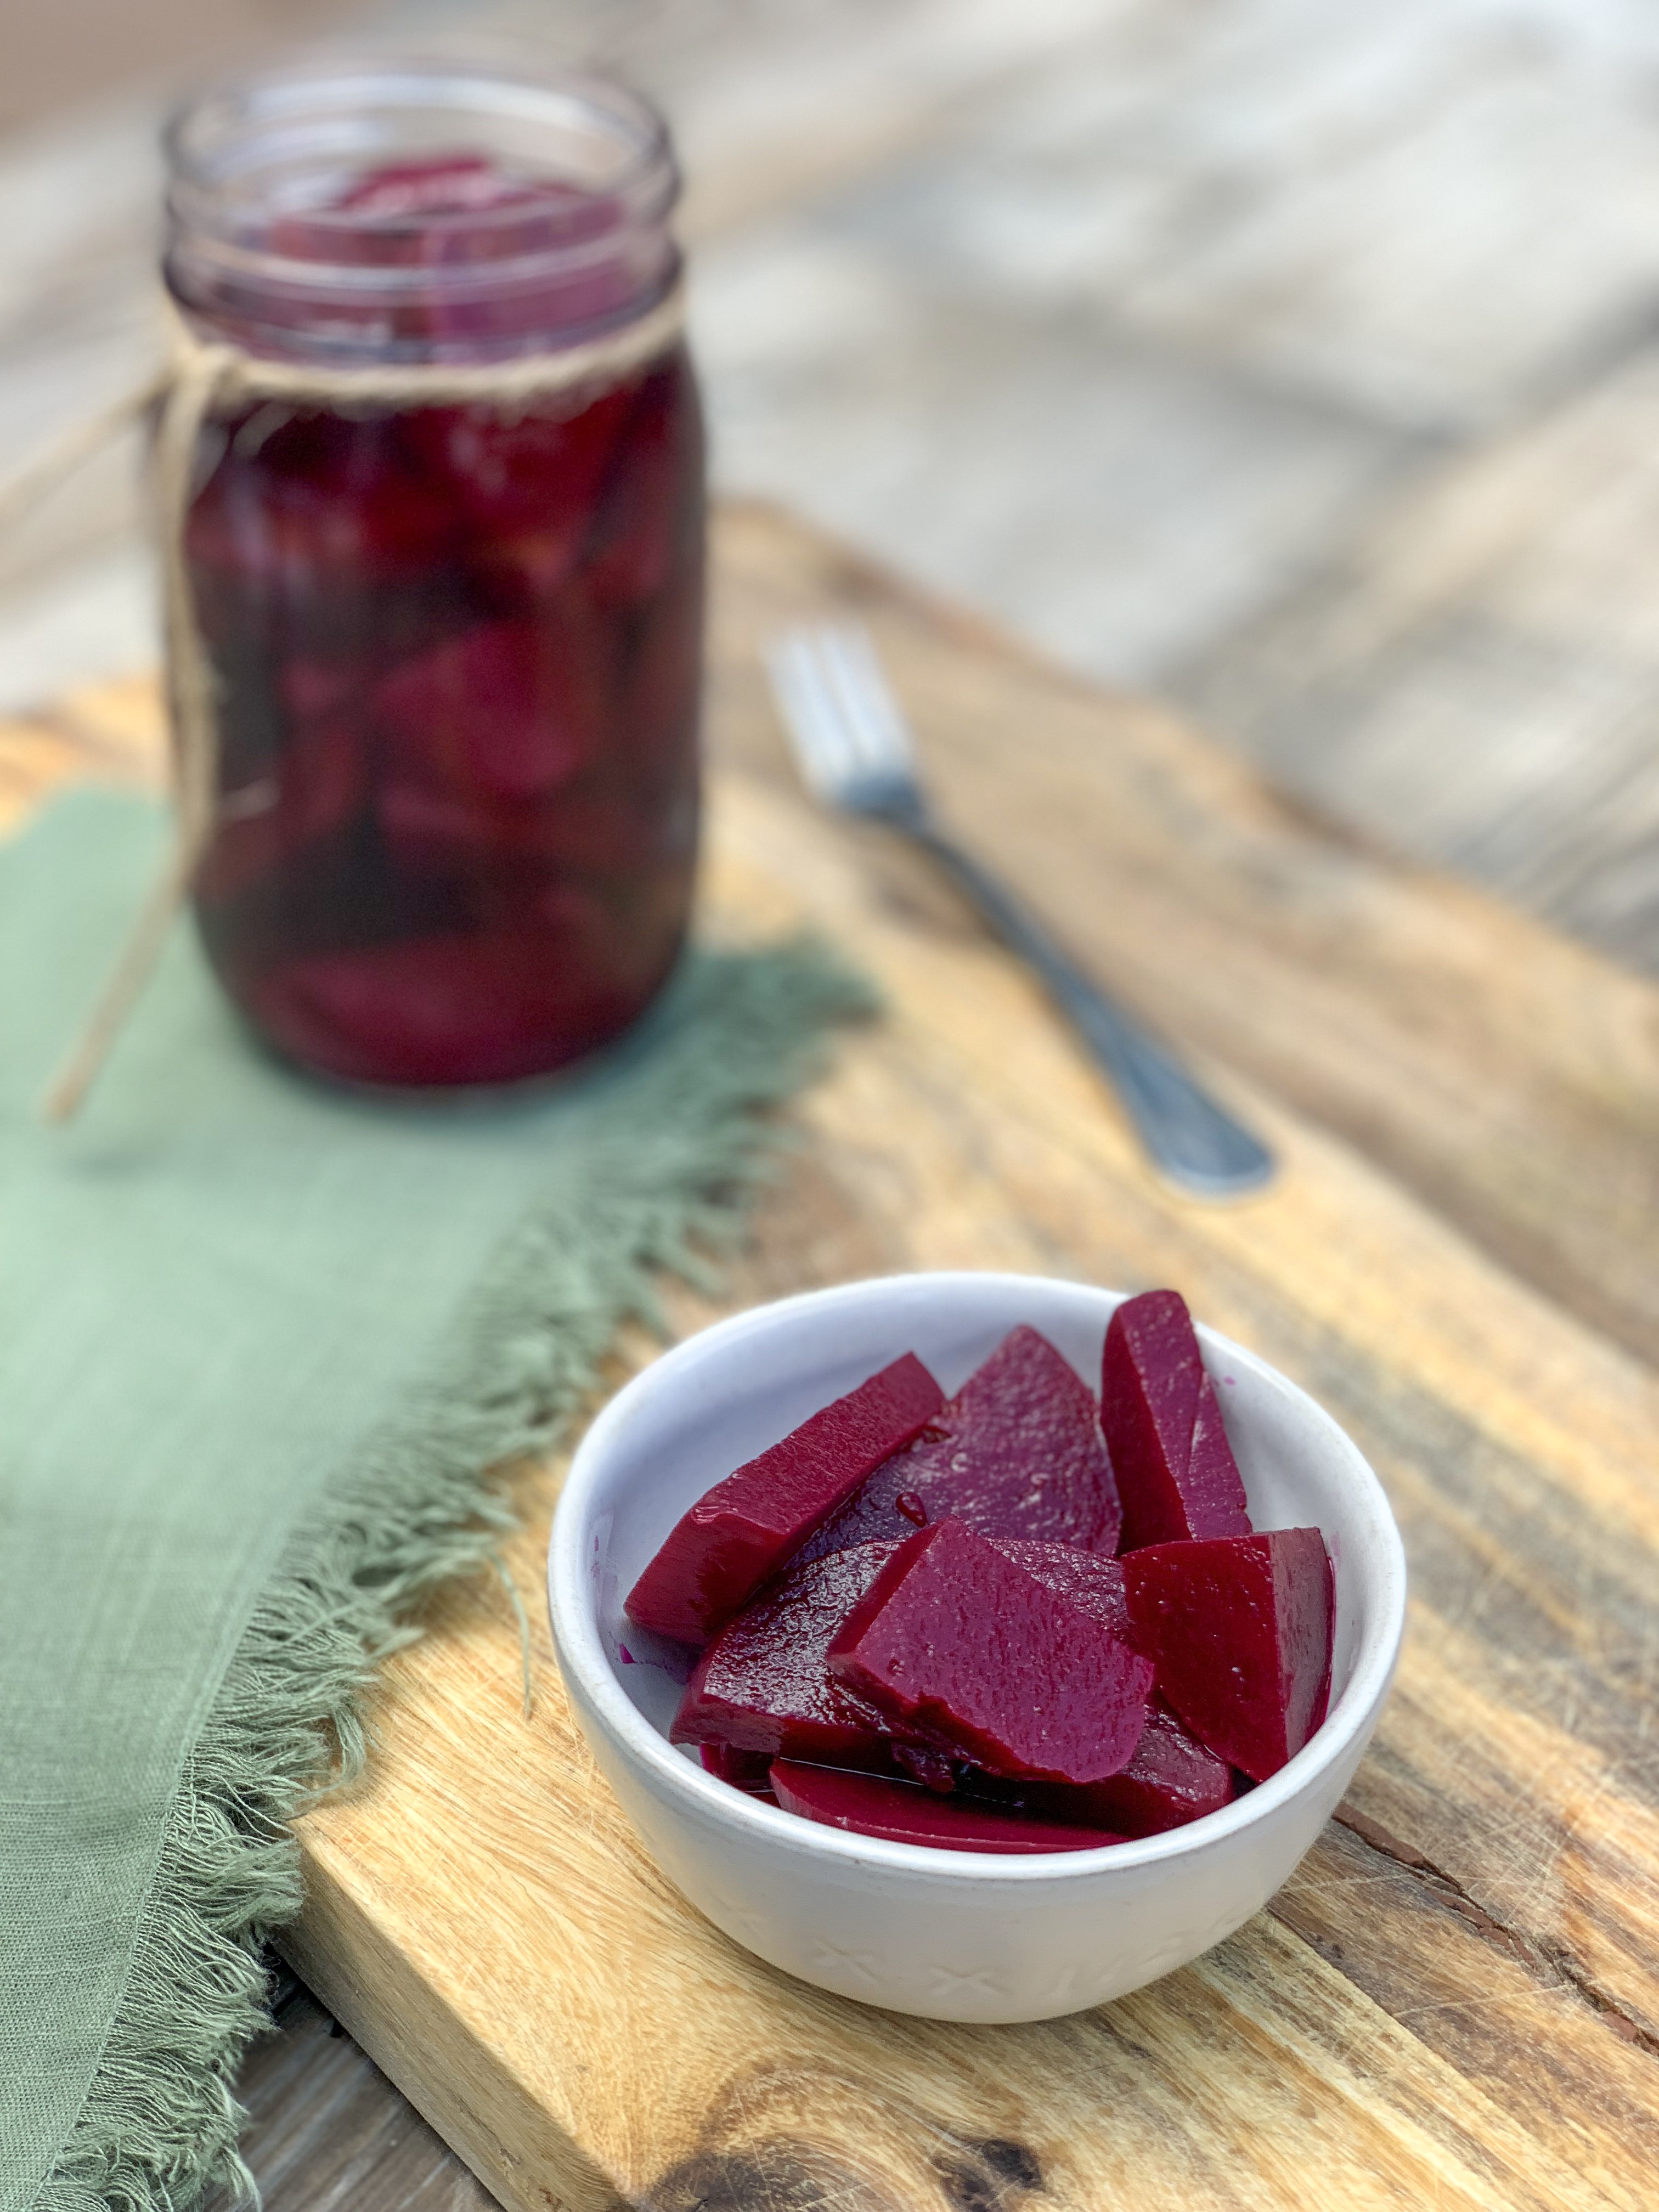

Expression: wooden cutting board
xmin=10 ymin=504 xmax=1658 ymax=2212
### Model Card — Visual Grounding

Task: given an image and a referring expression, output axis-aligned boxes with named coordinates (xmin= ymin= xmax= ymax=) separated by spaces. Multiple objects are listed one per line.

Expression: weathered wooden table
xmin=8 ymin=503 xmax=1658 ymax=2211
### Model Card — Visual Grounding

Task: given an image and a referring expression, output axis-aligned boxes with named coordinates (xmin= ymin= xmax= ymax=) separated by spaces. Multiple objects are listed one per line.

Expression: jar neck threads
xmin=163 ymin=61 xmax=681 ymax=365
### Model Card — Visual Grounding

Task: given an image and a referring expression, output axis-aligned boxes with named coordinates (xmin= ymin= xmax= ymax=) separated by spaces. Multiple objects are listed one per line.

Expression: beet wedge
xmin=1123 ymin=1528 xmax=1334 ymax=1782
xmin=770 ymin=1763 xmax=1125 ymax=1854
xmin=802 ymin=1324 xmax=1120 ymax=1561
xmin=670 ymin=1541 xmax=909 ymax=1771
xmin=992 ymin=1536 xmax=1131 ymax=1638
xmin=827 ymin=1518 xmax=1153 ymax=1785
xmin=1018 ymin=1699 xmax=1234 ymax=1838
xmin=626 ymin=1353 xmax=943 ymax=1645
xmin=1102 ymin=1290 xmax=1250 ymax=1551
xmin=930 ymin=1542 xmax=1231 ymax=1834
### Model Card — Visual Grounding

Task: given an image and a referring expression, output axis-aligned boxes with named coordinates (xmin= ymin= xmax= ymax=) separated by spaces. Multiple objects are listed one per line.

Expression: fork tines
xmin=765 ymin=623 xmax=919 ymax=806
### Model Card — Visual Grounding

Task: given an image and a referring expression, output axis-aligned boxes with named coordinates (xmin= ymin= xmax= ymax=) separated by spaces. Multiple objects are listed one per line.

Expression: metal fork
xmin=765 ymin=624 xmax=1274 ymax=1198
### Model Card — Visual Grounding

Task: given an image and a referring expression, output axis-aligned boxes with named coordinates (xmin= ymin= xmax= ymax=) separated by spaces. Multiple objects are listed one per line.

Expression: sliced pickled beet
xmin=194 ymin=712 xmax=367 ymax=905
xmin=627 ymin=1356 xmax=945 ymax=1647
xmin=1122 ymin=1529 xmax=1334 ymax=1782
xmin=375 ymin=775 xmax=696 ymax=890
xmin=769 ymin=1763 xmax=1125 ymax=1854
xmin=939 ymin=1558 xmax=1230 ymax=1835
xmin=404 ymin=383 xmax=637 ymax=546
xmin=279 ymin=654 xmax=370 ymax=723
xmin=802 ymin=1325 xmax=1120 ymax=1561
xmin=670 ymin=1542 xmax=908 ymax=1771
xmin=827 ymin=1518 xmax=1152 ymax=1786
xmin=1102 ymin=1289 xmax=1250 ymax=1551
xmin=270 ymin=162 xmax=600 ymax=279
xmin=183 ymin=157 xmax=705 ymax=1089
xmin=186 ymin=410 xmax=458 ymax=602
xmin=611 ymin=571 xmax=704 ymax=765
xmin=241 ymin=921 xmax=667 ymax=1087
xmin=891 ymin=1743 xmax=957 ymax=1792
xmin=377 ymin=779 xmax=605 ymax=869
xmin=1096 ymin=1699 xmax=1235 ymax=1832
xmin=331 ymin=155 xmax=547 ymax=221
xmin=372 ymin=612 xmax=606 ymax=800
xmin=991 ymin=1537 xmax=1131 ymax=1639
xmin=1021 ymin=1700 xmax=1235 ymax=1838
xmin=678 ymin=1531 xmax=1225 ymax=1836
xmin=583 ymin=364 xmax=694 ymax=605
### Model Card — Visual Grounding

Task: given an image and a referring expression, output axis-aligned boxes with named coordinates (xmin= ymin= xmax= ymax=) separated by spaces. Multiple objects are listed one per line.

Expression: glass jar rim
xmin=164 ymin=57 xmax=681 ymax=360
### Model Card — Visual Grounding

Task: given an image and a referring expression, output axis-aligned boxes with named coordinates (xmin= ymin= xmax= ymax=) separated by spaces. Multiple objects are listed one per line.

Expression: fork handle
xmin=910 ymin=825 xmax=1273 ymax=1197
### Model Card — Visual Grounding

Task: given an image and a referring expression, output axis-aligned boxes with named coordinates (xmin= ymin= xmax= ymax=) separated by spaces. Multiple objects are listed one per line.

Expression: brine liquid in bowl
xmin=165 ymin=64 xmax=706 ymax=1086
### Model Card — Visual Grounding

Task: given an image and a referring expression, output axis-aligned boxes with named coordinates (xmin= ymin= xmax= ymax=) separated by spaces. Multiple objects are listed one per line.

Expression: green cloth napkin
xmin=0 ymin=790 xmax=873 ymax=2212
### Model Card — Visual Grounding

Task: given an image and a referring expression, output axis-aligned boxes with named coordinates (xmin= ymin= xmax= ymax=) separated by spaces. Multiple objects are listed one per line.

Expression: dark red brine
xmin=165 ymin=65 xmax=704 ymax=1085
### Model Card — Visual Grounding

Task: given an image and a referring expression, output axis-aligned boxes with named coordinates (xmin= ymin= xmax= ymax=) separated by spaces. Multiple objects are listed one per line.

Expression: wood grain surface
xmin=9 ymin=504 xmax=1658 ymax=2210
xmin=12 ymin=2 xmax=1659 ymax=974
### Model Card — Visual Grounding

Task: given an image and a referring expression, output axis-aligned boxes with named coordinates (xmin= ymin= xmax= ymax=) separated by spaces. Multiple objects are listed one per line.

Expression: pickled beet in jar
xmin=165 ymin=64 xmax=706 ymax=1086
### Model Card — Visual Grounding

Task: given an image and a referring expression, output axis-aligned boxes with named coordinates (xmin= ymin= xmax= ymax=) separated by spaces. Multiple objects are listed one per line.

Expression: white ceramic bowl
xmin=548 ymin=1272 xmax=1406 ymax=2023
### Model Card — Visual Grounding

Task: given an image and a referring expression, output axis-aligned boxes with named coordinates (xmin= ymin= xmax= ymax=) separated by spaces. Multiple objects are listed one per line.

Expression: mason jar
xmin=162 ymin=60 xmax=705 ymax=1087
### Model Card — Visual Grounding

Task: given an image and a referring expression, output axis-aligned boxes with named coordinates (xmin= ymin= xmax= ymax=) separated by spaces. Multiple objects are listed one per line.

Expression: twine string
xmin=26 ymin=284 xmax=686 ymax=1122
xmin=0 ymin=371 xmax=172 ymax=541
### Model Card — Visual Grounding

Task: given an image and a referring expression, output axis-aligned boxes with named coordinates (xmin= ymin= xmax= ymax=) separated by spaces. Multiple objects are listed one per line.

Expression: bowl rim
xmin=548 ymin=1270 xmax=1407 ymax=1883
